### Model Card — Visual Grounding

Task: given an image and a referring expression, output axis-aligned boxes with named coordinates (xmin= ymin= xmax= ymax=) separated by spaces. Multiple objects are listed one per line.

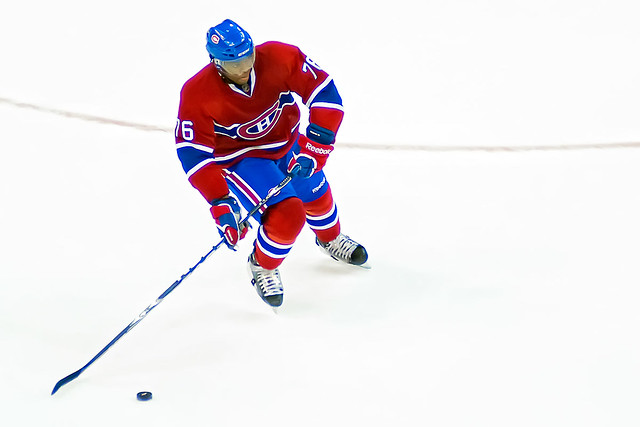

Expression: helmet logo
xmin=210 ymin=34 xmax=220 ymax=44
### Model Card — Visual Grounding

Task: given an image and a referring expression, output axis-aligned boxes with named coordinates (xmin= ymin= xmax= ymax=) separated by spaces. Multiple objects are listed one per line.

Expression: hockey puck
xmin=136 ymin=391 xmax=152 ymax=401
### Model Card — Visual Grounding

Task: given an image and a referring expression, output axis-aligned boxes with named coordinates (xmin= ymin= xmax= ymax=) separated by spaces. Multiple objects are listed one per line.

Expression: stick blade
xmin=51 ymin=369 xmax=83 ymax=395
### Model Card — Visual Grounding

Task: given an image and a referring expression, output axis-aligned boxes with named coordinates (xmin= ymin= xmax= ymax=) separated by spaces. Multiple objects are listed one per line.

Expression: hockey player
xmin=175 ymin=19 xmax=368 ymax=308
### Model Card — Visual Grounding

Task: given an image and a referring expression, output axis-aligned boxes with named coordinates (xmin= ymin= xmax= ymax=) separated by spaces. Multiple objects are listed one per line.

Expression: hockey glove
xmin=210 ymin=196 xmax=249 ymax=249
xmin=287 ymin=124 xmax=335 ymax=179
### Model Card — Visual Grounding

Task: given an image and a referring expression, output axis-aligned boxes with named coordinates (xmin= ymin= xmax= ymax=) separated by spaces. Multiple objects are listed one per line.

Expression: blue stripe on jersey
xmin=309 ymin=80 xmax=342 ymax=107
xmin=176 ymin=143 xmax=214 ymax=175
xmin=213 ymin=124 xmax=238 ymax=139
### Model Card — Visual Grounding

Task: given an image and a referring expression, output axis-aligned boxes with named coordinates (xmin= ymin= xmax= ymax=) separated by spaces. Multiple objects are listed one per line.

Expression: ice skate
xmin=316 ymin=233 xmax=369 ymax=268
xmin=247 ymin=251 xmax=284 ymax=308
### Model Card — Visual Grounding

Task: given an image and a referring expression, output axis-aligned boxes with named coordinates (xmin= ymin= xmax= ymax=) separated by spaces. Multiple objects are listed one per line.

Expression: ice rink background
xmin=1 ymin=1 xmax=640 ymax=426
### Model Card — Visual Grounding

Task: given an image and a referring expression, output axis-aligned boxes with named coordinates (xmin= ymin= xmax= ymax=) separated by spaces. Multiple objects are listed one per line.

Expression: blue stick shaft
xmin=51 ymin=166 xmax=299 ymax=395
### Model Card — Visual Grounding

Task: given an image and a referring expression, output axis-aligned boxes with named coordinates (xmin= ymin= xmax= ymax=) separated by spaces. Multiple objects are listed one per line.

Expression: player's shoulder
xmin=181 ymin=63 xmax=218 ymax=96
xmin=256 ymin=41 xmax=303 ymax=58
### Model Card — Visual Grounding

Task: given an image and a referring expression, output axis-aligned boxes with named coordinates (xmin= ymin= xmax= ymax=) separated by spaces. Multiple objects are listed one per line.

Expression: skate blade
xmin=357 ymin=262 xmax=372 ymax=270
xmin=328 ymin=254 xmax=372 ymax=270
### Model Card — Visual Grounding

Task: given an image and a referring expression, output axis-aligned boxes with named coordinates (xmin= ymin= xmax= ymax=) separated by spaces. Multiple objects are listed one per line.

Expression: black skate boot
xmin=247 ymin=251 xmax=284 ymax=308
xmin=316 ymin=233 xmax=369 ymax=267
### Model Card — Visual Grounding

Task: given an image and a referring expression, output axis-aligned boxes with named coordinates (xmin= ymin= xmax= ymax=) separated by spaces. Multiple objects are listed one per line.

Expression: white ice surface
xmin=1 ymin=1 xmax=640 ymax=426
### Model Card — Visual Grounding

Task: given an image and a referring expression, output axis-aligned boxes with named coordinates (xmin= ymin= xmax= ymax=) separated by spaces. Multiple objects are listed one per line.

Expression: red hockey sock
xmin=304 ymin=188 xmax=341 ymax=243
xmin=255 ymin=197 xmax=306 ymax=270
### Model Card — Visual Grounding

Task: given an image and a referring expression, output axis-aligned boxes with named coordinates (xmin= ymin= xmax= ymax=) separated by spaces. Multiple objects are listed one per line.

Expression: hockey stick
xmin=51 ymin=164 xmax=300 ymax=395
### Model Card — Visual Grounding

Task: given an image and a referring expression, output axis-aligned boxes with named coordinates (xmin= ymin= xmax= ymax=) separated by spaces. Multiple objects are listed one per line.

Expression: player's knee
xmin=262 ymin=197 xmax=306 ymax=242
xmin=304 ymin=187 xmax=334 ymax=216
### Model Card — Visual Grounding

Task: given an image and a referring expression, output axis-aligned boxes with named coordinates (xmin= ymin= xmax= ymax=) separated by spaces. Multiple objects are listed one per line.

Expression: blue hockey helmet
xmin=206 ymin=19 xmax=254 ymax=62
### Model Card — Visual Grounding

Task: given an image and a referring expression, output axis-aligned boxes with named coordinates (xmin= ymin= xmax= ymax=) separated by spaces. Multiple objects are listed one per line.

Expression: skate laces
xmin=253 ymin=269 xmax=283 ymax=297
xmin=249 ymin=255 xmax=283 ymax=296
xmin=320 ymin=234 xmax=359 ymax=262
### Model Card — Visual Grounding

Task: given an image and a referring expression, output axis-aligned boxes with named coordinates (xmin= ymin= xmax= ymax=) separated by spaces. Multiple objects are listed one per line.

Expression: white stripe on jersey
xmin=176 ymin=142 xmax=214 ymax=153
xmin=310 ymin=102 xmax=344 ymax=112
xmin=213 ymin=140 xmax=289 ymax=163
xmin=186 ymin=158 xmax=216 ymax=179
xmin=305 ymin=76 xmax=333 ymax=108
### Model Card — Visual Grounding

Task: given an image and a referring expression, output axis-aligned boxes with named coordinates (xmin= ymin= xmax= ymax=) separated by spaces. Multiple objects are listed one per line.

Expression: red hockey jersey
xmin=175 ymin=41 xmax=344 ymax=203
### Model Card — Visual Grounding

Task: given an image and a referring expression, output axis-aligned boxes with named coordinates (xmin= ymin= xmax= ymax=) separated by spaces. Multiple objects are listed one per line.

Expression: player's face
xmin=218 ymin=49 xmax=255 ymax=85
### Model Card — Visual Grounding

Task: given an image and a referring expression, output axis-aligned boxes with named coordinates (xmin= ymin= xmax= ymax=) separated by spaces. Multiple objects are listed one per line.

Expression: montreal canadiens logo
xmin=214 ymin=92 xmax=296 ymax=140
xmin=237 ymin=100 xmax=283 ymax=139
xmin=210 ymin=34 xmax=220 ymax=44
